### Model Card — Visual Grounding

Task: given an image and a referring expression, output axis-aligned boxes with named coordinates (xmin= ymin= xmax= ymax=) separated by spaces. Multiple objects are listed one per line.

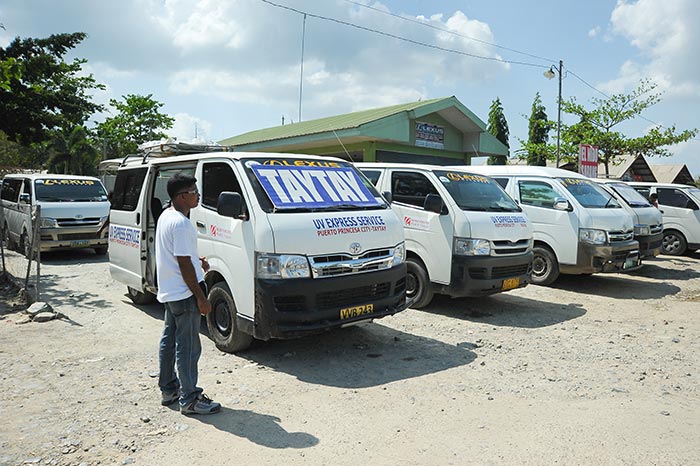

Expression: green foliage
xmin=0 ymin=57 xmax=21 ymax=91
xmin=47 ymin=125 xmax=100 ymax=175
xmin=518 ymin=93 xmax=552 ymax=166
xmin=561 ymin=79 xmax=697 ymax=176
xmin=486 ymin=97 xmax=509 ymax=165
xmin=94 ymin=94 xmax=175 ymax=158
xmin=0 ymin=33 xmax=105 ymax=146
xmin=0 ymin=131 xmax=44 ymax=175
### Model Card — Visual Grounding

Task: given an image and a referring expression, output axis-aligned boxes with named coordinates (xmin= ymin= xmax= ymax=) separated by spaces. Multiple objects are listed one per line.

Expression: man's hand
xmin=200 ymin=256 xmax=210 ymax=273
xmin=197 ymin=296 xmax=212 ymax=315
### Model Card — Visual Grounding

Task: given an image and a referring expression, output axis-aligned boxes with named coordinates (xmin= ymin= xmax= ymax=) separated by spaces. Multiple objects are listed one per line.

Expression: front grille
xmin=57 ymin=217 xmax=101 ymax=227
xmin=492 ymin=238 xmax=531 ymax=256
xmin=468 ymin=268 xmax=487 ymax=280
xmin=57 ymin=232 xmax=100 ymax=240
xmin=309 ymin=248 xmax=394 ymax=278
xmin=609 ymin=230 xmax=634 ymax=242
xmin=492 ymin=263 xmax=530 ymax=279
xmin=612 ymin=250 xmax=637 ymax=261
xmin=273 ymin=295 xmax=306 ymax=312
xmin=317 ymin=282 xmax=391 ymax=309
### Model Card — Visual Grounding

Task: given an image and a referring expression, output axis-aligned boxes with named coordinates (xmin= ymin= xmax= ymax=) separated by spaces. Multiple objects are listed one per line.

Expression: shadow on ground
xmin=38 ymin=273 xmax=114 ymax=311
xmin=192 ymin=408 xmax=319 ymax=449
xmin=38 ymin=249 xmax=109 ymax=265
xmin=627 ymin=255 xmax=700 ymax=281
xmin=551 ymin=273 xmax=681 ymax=299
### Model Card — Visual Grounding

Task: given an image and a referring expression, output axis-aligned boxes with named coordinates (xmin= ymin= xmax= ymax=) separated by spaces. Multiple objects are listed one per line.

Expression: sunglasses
xmin=177 ymin=189 xmax=199 ymax=196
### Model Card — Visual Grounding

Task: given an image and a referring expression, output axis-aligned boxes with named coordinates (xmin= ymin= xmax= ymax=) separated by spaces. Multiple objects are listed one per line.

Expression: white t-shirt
xmin=155 ymin=208 xmax=204 ymax=303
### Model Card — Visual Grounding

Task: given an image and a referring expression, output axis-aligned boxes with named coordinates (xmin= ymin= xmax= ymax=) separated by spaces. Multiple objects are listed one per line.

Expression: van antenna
xmin=332 ymin=129 xmax=352 ymax=160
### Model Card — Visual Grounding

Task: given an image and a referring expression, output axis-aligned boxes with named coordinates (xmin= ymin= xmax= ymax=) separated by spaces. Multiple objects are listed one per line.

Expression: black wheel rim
xmin=406 ymin=272 xmax=419 ymax=298
xmin=532 ymin=255 xmax=548 ymax=278
xmin=214 ymin=299 xmax=232 ymax=337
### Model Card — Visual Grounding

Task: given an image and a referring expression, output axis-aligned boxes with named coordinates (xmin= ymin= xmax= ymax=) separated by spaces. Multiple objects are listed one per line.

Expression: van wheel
xmin=127 ymin=286 xmax=157 ymax=304
xmin=2 ymin=222 xmax=11 ymax=249
xmin=20 ymin=232 xmax=33 ymax=259
xmin=662 ymin=230 xmax=687 ymax=256
xmin=94 ymin=246 xmax=108 ymax=255
xmin=406 ymin=258 xmax=433 ymax=309
xmin=206 ymin=282 xmax=253 ymax=353
xmin=532 ymin=246 xmax=559 ymax=286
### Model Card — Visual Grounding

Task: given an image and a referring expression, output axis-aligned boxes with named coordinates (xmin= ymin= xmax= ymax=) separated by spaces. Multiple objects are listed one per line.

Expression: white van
xmin=595 ymin=179 xmax=663 ymax=258
xmin=627 ymin=182 xmax=700 ymax=255
xmin=357 ymin=163 xmax=533 ymax=308
xmin=465 ymin=166 xmax=640 ymax=285
xmin=1 ymin=173 xmax=110 ymax=256
xmin=108 ymin=145 xmax=409 ymax=352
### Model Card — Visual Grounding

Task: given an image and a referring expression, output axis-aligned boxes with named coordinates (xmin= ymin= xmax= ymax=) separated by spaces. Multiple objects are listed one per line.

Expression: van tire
xmin=406 ymin=257 xmax=434 ymax=309
xmin=20 ymin=231 xmax=32 ymax=259
xmin=662 ymin=230 xmax=687 ymax=256
xmin=127 ymin=286 xmax=157 ymax=305
xmin=206 ymin=282 xmax=253 ymax=353
xmin=531 ymin=246 xmax=559 ymax=286
xmin=2 ymin=222 xmax=11 ymax=249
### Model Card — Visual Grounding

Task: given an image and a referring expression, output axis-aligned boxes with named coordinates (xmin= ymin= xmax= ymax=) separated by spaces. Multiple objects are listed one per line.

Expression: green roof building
xmin=219 ymin=96 xmax=508 ymax=165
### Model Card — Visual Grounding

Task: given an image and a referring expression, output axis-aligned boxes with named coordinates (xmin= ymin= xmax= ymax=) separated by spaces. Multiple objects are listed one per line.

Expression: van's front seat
xmin=151 ymin=197 xmax=164 ymax=224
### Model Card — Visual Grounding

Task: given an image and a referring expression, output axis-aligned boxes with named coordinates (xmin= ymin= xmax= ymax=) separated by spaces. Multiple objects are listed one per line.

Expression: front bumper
xmin=39 ymin=225 xmax=109 ymax=252
xmin=445 ymin=252 xmax=533 ymax=297
xmin=561 ymin=239 xmax=641 ymax=274
xmin=637 ymin=232 xmax=663 ymax=258
xmin=252 ymin=263 xmax=408 ymax=340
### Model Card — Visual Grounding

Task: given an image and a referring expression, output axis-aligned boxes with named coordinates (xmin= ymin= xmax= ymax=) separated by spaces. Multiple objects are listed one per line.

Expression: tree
xmin=561 ymin=79 xmax=697 ymax=176
xmin=486 ymin=97 xmax=509 ymax=165
xmin=94 ymin=94 xmax=175 ymax=158
xmin=0 ymin=33 xmax=105 ymax=146
xmin=519 ymin=92 xmax=551 ymax=166
xmin=47 ymin=125 xmax=100 ymax=175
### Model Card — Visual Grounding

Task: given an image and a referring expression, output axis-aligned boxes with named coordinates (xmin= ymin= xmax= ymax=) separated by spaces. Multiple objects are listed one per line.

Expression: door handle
xmin=196 ymin=221 xmax=206 ymax=228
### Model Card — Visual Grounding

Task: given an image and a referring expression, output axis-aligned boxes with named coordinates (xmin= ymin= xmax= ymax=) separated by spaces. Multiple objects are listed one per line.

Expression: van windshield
xmin=559 ymin=178 xmax=620 ymax=208
xmin=242 ymin=157 xmax=387 ymax=213
xmin=35 ymin=179 xmax=108 ymax=202
xmin=435 ymin=170 xmax=520 ymax=212
xmin=607 ymin=183 xmax=652 ymax=207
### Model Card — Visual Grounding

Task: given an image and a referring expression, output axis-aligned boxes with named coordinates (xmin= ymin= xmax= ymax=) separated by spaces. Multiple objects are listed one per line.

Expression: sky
xmin=1 ymin=0 xmax=698 ymax=176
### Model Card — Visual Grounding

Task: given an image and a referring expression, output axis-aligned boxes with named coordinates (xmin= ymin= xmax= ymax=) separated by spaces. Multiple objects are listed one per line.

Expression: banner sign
xmin=579 ymin=144 xmax=599 ymax=179
xmin=415 ymin=122 xmax=444 ymax=149
xmin=251 ymin=165 xmax=380 ymax=209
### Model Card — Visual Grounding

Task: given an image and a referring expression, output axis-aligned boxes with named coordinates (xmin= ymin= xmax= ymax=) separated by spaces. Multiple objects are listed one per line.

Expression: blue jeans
xmin=159 ymin=295 xmax=203 ymax=407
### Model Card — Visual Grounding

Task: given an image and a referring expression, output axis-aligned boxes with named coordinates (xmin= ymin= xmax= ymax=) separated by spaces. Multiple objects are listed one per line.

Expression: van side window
xmin=633 ymin=187 xmax=651 ymax=199
xmin=391 ymin=171 xmax=439 ymax=208
xmin=202 ymin=163 xmax=245 ymax=212
xmin=518 ymin=180 xmax=559 ymax=208
xmin=112 ymin=168 xmax=148 ymax=211
xmin=1 ymin=179 xmax=22 ymax=202
xmin=658 ymin=188 xmax=697 ymax=209
xmin=361 ymin=170 xmax=382 ymax=187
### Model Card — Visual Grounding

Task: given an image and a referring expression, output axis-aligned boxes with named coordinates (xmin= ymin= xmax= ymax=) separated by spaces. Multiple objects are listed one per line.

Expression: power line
xmin=258 ymin=0 xmax=550 ymax=69
xmin=342 ymin=0 xmax=556 ymax=64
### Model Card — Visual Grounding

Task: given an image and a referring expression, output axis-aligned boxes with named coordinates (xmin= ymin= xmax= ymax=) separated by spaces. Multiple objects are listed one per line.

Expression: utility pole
xmin=556 ymin=59 xmax=563 ymax=168
xmin=298 ymin=13 xmax=307 ymax=123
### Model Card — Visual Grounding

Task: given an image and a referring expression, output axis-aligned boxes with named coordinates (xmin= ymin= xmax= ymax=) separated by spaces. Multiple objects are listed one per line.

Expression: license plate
xmin=70 ymin=239 xmax=90 ymax=247
xmin=339 ymin=303 xmax=374 ymax=320
xmin=502 ymin=277 xmax=520 ymax=291
xmin=623 ymin=256 xmax=639 ymax=269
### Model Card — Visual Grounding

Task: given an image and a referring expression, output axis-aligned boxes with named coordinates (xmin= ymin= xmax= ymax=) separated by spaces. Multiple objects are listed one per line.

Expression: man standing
xmin=156 ymin=173 xmax=220 ymax=415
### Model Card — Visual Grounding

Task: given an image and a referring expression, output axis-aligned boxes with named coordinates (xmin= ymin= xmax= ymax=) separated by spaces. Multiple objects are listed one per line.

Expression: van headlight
xmin=454 ymin=238 xmax=490 ymax=256
xmin=256 ymin=253 xmax=310 ymax=279
xmin=392 ymin=242 xmax=405 ymax=266
xmin=40 ymin=217 xmax=58 ymax=229
xmin=579 ymin=228 xmax=607 ymax=244
xmin=634 ymin=224 xmax=650 ymax=236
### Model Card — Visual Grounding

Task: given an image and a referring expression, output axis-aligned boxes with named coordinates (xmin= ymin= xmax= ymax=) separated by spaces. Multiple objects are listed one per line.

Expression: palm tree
xmin=47 ymin=125 xmax=100 ymax=175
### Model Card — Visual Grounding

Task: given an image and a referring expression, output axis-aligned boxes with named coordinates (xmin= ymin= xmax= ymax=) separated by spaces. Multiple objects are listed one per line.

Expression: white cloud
xmin=606 ymin=0 xmax=700 ymax=97
xmin=588 ymin=26 xmax=601 ymax=38
xmin=169 ymin=112 xmax=214 ymax=142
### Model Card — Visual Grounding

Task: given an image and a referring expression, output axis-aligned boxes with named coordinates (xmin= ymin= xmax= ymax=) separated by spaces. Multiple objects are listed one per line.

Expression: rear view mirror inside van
xmin=553 ymin=197 xmax=572 ymax=211
xmin=217 ymin=192 xmax=243 ymax=218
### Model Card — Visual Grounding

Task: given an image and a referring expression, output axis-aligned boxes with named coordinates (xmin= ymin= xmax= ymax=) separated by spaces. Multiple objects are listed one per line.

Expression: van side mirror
xmin=553 ymin=197 xmax=572 ymax=211
xmin=424 ymin=193 xmax=445 ymax=214
xmin=382 ymin=191 xmax=392 ymax=204
xmin=19 ymin=193 xmax=30 ymax=204
xmin=217 ymin=192 xmax=243 ymax=218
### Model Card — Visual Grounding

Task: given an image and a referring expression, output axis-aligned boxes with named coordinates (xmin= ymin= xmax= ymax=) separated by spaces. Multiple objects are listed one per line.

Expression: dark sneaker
xmin=181 ymin=393 xmax=221 ymax=415
xmin=161 ymin=391 xmax=179 ymax=406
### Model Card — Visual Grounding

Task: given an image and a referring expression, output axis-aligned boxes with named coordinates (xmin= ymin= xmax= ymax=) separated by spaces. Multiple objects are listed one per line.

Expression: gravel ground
xmin=1 ymin=249 xmax=699 ymax=466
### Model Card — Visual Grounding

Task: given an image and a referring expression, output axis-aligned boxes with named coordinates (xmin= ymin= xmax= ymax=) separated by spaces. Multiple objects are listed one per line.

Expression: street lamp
xmin=544 ymin=59 xmax=563 ymax=167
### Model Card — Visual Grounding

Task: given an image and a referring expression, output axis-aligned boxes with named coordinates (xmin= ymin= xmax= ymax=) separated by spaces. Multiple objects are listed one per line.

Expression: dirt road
xmin=1 ymin=250 xmax=699 ymax=465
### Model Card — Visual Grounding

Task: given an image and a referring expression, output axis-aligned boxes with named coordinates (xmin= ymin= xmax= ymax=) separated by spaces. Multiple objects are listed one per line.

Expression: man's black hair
xmin=167 ymin=173 xmax=197 ymax=199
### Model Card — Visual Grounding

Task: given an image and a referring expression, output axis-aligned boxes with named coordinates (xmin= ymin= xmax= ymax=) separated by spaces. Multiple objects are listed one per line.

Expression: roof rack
xmin=117 ymin=142 xmax=235 ymax=167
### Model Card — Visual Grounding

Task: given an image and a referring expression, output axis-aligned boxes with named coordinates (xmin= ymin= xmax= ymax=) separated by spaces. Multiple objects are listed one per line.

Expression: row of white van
xmin=0 ymin=174 xmax=110 ymax=256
